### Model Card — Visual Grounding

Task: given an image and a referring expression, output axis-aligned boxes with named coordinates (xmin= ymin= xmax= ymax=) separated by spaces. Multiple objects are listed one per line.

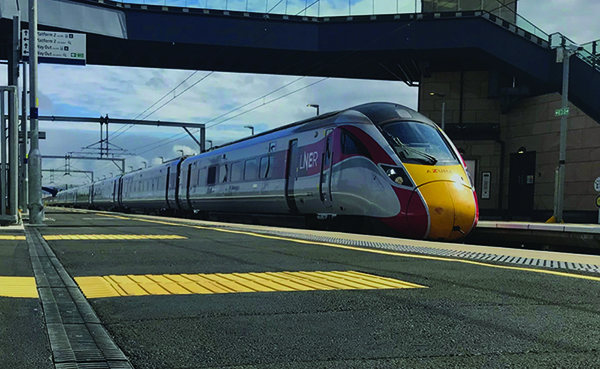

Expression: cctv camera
xmin=565 ymin=43 xmax=583 ymax=52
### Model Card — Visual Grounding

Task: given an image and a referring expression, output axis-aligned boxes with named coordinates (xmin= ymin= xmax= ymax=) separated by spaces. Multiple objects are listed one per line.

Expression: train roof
xmin=207 ymin=102 xmax=428 ymax=153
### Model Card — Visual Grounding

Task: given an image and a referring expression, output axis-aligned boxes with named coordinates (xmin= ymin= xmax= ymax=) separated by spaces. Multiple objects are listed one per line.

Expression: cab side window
xmin=341 ymin=130 xmax=371 ymax=159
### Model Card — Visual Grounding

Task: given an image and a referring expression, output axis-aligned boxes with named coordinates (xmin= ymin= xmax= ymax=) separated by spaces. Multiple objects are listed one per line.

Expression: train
xmin=48 ymin=102 xmax=479 ymax=241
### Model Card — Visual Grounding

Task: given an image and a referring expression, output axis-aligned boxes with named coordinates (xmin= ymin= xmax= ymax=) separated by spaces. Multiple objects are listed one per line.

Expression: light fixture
xmin=429 ymin=92 xmax=447 ymax=131
xmin=307 ymin=104 xmax=320 ymax=116
xmin=518 ymin=146 xmax=526 ymax=154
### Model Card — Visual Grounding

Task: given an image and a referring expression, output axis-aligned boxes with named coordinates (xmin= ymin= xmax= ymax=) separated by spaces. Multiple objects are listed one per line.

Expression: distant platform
xmin=469 ymin=220 xmax=600 ymax=253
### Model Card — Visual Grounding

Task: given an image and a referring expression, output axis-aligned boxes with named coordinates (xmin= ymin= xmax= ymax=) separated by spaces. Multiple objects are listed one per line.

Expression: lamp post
xmin=177 ymin=149 xmax=184 ymax=157
xmin=142 ymin=161 xmax=147 ymax=169
xmin=207 ymin=140 xmax=213 ymax=149
xmin=128 ymin=166 xmax=133 ymax=172
xmin=429 ymin=92 xmax=446 ymax=131
xmin=307 ymin=104 xmax=320 ymax=116
xmin=157 ymin=156 xmax=164 ymax=164
xmin=244 ymin=125 xmax=255 ymax=136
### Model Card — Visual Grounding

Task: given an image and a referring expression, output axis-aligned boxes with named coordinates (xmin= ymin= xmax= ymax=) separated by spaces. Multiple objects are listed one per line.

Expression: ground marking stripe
xmin=0 ymin=235 xmax=26 ymax=240
xmin=118 ymin=215 xmax=600 ymax=283
xmin=0 ymin=276 xmax=38 ymax=298
xmin=74 ymin=271 xmax=425 ymax=298
xmin=43 ymin=234 xmax=187 ymax=240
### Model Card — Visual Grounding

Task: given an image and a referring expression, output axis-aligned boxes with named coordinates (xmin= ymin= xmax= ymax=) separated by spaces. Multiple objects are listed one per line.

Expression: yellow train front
xmin=350 ymin=103 xmax=478 ymax=241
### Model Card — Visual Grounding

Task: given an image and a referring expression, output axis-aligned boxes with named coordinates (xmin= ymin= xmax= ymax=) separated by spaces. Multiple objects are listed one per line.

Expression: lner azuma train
xmin=49 ymin=102 xmax=479 ymax=241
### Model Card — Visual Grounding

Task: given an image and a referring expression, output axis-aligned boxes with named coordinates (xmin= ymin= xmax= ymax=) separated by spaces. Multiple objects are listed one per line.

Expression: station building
xmin=418 ymin=1 xmax=600 ymax=222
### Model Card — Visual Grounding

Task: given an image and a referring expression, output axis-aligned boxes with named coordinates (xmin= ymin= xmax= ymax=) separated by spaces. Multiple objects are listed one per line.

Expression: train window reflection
xmin=260 ymin=156 xmax=273 ymax=179
xmin=382 ymin=121 xmax=458 ymax=165
xmin=244 ymin=159 xmax=258 ymax=180
xmin=219 ymin=164 xmax=228 ymax=183
xmin=231 ymin=162 xmax=243 ymax=182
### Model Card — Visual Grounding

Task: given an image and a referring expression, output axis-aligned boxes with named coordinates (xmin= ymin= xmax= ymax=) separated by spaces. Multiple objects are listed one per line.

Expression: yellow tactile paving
xmin=0 ymin=276 xmax=38 ymax=298
xmin=0 ymin=235 xmax=26 ymax=240
xmin=75 ymin=271 xmax=427 ymax=298
xmin=43 ymin=234 xmax=187 ymax=241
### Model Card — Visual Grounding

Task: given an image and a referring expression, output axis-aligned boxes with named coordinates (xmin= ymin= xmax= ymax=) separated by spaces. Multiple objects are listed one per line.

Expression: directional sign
xmin=22 ymin=30 xmax=86 ymax=65
xmin=595 ymin=177 xmax=600 ymax=192
xmin=555 ymin=108 xmax=570 ymax=117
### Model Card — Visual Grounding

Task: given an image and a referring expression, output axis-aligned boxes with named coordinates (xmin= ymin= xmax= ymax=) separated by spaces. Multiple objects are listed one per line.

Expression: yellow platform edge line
xmin=42 ymin=234 xmax=187 ymax=241
xmin=74 ymin=270 xmax=424 ymax=299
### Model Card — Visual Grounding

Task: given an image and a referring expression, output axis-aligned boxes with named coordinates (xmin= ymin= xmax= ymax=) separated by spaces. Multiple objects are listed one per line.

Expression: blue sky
xmin=1 ymin=0 xmax=599 ymax=187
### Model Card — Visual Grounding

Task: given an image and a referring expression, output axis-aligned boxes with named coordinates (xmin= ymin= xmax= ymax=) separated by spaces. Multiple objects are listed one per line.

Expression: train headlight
xmin=381 ymin=165 xmax=413 ymax=187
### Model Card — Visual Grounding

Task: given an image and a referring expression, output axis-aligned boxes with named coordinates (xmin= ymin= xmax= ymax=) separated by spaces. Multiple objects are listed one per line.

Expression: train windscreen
xmin=381 ymin=121 xmax=459 ymax=165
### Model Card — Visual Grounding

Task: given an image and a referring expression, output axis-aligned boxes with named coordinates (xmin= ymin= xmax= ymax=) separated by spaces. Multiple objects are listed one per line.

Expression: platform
xmin=2 ymin=209 xmax=600 ymax=368
xmin=470 ymin=220 xmax=600 ymax=252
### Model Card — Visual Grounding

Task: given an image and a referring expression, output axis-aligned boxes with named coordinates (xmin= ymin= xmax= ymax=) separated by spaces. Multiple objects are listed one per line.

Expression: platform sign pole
xmin=553 ymin=44 xmax=572 ymax=224
xmin=20 ymin=62 xmax=28 ymax=211
xmin=28 ymin=0 xmax=43 ymax=225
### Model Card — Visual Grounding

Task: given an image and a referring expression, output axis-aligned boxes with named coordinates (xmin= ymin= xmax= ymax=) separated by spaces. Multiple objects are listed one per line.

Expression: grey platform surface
xmin=30 ymin=209 xmax=600 ymax=369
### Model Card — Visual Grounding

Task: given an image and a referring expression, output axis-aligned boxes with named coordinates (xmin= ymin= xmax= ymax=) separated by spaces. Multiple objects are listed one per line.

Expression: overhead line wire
xmin=94 ymin=1 xmax=423 ymax=177
xmin=88 ymin=1 xmax=322 ymax=176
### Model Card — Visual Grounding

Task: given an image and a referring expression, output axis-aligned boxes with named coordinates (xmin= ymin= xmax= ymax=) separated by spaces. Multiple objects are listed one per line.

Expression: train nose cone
xmin=408 ymin=181 xmax=477 ymax=241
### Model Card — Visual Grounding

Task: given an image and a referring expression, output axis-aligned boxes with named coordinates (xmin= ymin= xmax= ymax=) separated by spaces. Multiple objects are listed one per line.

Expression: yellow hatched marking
xmin=278 ymin=272 xmax=338 ymax=290
xmin=341 ymin=271 xmax=427 ymax=289
xmin=311 ymin=271 xmax=397 ymax=290
xmin=75 ymin=270 xmax=426 ymax=299
xmin=0 ymin=276 xmax=38 ymax=298
xmin=243 ymin=273 xmax=298 ymax=291
xmin=220 ymin=273 xmax=278 ymax=292
xmin=184 ymin=274 xmax=236 ymax=293
xmin=285 ymin=271 xmax=357 ymax=290
xmin=75 ymin=276 xmax=121 ymax=298
xmin=42 ymin=234 xmax=187 ymax=241
xmin=0 ymin=235 xmax=26 ymax=240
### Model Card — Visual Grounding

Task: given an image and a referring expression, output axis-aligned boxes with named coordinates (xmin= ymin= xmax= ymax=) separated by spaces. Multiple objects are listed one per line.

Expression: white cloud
xmin=173 ymin=144 xmax=197 ymax=156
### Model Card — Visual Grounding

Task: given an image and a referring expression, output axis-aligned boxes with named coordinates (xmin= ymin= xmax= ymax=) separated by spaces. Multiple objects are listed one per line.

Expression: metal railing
xmin=551 ymin=33 xmax=600 ymax=72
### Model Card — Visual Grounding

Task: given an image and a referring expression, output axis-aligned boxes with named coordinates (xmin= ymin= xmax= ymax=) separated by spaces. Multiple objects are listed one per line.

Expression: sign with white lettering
xmin=22 ymin=30 xmax=86 ymax=65
xmin=555 ymin=108 xmax=570 ymax=117
xmin=595 ymin=177 xmax=600 ymax=192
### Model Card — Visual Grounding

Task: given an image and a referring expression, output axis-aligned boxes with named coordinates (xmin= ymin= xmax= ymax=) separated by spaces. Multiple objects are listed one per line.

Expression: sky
xmin=1 ymin=0 xmax=599 ymax=187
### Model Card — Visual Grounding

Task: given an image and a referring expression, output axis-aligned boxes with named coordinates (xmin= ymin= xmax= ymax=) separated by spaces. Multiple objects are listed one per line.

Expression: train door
xmin=320 ymin=129 xmax=334 ymax=208
xmin=285 ymin=139 xmax=300 ymax=213
xmin=185 ymin=163 xmax=193 ymax=210
xmin=165 ymin=166 xmax=171 ymax=207
xmin=117 ymin=177 xmax=123 ymax=209
xmin=508 ymin=151 xmax=536 ymax=219
xmin=112 ymin=180 xmax=117 ymax=207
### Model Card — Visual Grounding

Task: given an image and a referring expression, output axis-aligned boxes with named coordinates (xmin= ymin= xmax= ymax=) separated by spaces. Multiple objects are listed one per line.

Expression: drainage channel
xmin=26 ymin=226 xmax=133 ymax=369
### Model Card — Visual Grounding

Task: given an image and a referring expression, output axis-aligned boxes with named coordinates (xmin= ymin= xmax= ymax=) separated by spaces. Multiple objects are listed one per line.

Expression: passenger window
xmin=260 ymin=156 xmax=273 ymax=179
xmin=219 ymin=164 xmax=228 ymax=183
xmin=244 ymin=159 xmax=258 ymax=180
xmin=197 ymin=169 xmax=206 ymax=186
xmin=231 ymin=162 xmax=243 ymax=182
xmin=341 ymin=130 xmax=371 ymax=158
xmin=207 ymin=166 xmax=217 ymax=185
